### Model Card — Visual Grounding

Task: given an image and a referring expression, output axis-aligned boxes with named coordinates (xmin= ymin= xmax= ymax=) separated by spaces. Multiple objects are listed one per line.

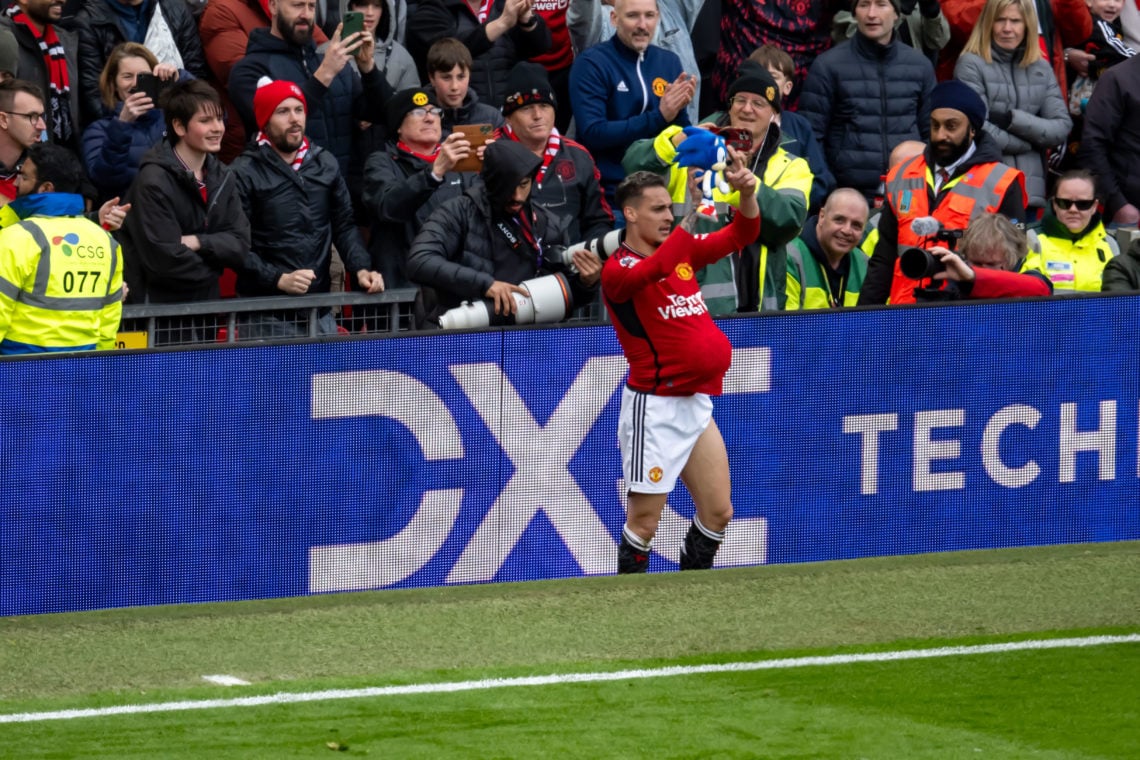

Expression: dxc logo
xmin=307 ymin=349 xmax=772 ymax=592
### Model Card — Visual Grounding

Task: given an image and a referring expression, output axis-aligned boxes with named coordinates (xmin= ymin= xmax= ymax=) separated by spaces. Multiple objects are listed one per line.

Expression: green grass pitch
xmin=0 ymin=542 xmax=1136 ymax=758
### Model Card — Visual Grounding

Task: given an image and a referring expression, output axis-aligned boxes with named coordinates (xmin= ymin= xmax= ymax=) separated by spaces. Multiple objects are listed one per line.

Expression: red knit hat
xmin=253 ymin=77 xmax=307 ymax=129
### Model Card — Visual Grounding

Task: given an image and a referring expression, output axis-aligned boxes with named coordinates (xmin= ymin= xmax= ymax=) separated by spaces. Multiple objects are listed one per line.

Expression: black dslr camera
xmin=899 ymin=225 xmax=966 ymax=280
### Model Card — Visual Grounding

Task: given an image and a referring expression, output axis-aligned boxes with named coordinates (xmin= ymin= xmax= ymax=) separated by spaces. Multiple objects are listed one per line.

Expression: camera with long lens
xmin=899 ymin=217 xmax=966 ymax=279
xmin=437 ymin=230 xmax=624 ymax=330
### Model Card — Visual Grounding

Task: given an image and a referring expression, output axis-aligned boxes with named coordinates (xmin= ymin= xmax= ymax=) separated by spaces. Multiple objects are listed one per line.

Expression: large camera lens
xmin=899 ymin=246 xmax=945 ymax=279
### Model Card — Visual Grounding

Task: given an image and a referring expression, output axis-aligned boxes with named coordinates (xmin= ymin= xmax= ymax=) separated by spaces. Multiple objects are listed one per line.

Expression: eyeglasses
xmin=4 ymin=110 xmax=45 ymax=126
xmin=410 ymin=107 xmax=441 ymax=119
xmin=729 ymin=96 xmax=769 ymax=111
xmin=1052 ymin=197 xmax=1096 ymax=211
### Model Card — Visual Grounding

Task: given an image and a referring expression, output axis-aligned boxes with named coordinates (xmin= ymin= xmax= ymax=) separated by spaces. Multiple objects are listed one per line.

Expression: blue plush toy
xmin=674 ymin=126 xmax=729 ymax=218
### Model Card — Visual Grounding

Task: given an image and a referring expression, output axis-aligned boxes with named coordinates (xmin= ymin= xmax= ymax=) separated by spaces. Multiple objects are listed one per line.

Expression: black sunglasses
xmin=1052 ymin=197 xmax=1096 ymax=211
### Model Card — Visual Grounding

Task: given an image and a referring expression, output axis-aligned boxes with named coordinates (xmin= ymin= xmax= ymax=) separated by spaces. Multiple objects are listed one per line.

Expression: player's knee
xmin=701 ymin=501 xmax=732 ymax=532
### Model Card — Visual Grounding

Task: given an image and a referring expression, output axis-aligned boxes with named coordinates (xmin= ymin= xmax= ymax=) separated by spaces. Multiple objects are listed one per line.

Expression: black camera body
xmin=899 ymin=227 xmax=965 ymax=280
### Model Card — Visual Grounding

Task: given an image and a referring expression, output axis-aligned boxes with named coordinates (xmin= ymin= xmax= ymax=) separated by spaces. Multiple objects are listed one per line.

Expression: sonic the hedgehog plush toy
xmin=674 ymin=126 xmax=729 ymax=218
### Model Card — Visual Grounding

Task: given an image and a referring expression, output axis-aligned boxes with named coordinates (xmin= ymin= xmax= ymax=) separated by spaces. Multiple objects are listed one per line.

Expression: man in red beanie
xmin=230 ymin=77 xmax=383 ymax=337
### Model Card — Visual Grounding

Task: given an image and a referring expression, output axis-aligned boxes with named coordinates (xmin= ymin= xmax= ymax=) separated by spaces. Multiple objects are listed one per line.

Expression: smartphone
xmin=711 ymin=126 xmax=753 ymax=155
xmin=130 ymin=72 xmax=161 ymax=101
xmin=452 ymin=123 xmax=494 ymax=173
xmin=342 ymin=11 xmax=365 ymax=49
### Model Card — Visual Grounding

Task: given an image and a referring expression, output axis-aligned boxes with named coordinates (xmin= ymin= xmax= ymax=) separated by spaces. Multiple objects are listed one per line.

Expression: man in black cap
xmin=493 ymin=62 xmax=612 ymax=242
xmin=406 ymin=139 xmax=603 ymax=324
xmin=858 ymin=79 xmax=1029 ymax=305
xmin=362 ymin=87 xmax=481 ymax=290
xmin=622 ymin=64 xmax=814 ymax=313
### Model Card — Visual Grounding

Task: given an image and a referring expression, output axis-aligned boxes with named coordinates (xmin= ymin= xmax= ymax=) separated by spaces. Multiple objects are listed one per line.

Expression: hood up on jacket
xmin=480 ymin=139 xmax=541 ymax=217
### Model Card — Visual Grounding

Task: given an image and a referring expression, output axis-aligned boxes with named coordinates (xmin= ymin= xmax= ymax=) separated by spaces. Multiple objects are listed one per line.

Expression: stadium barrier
xmin=2 ymin=294 xmax=1138 ymax=615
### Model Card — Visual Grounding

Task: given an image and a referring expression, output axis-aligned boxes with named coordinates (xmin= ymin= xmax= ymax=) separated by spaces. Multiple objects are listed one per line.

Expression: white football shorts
xmin=618 ymin=386 xmax=713 ymax=494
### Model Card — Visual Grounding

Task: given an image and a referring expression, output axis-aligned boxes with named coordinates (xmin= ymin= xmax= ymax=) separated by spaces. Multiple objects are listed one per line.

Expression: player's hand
xmin=278 ymin=269 xmax=316 ymax=294
xmin=485 ymin=280 xmax=527 ymax=315
xmin=723 ymin=147 xmax=756 ymax=197
xmin=572 ymin=249 xmax=603 ymax=286
xmin=1112 ymin=204 xmax=1140 ymax=225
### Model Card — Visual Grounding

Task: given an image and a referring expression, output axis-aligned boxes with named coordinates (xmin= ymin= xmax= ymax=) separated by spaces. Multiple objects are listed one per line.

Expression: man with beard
xmin=229 ymin=0 xmax=392 ymax=181
xmin=406 ymin=139 xmax=602 ymax=325
xmin=784 ymin=188 xmax=871 ymax=309
xmin=0 ymin=0 xmax=80 ymax=150
xmin=231 ymin=78 xmax=383 ymax=338
xmin=858 ymin=80 xmax=1027 ymax=305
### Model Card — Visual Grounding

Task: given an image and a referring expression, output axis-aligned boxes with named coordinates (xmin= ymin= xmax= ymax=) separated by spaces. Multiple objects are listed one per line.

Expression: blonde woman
xmin=953 ymin=0 xmax=1071 ymax=212
xmin=81 ymin=42 xmax=185 ymax=203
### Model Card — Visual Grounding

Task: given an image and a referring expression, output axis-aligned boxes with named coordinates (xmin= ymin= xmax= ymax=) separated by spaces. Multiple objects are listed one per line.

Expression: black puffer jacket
xmin=229 ymin=28 xmax=392 ymax=180
xmin=494 ymin=128 xmax=614 ymax=242
xmin=73 ymin=0 xmax=207 ymax=126
xmin=406 ymin=139 xmax=594 ymax=314
xmin=120 ymin=140 xmax=251 ymax=303
xmin=231 ymin=142 xmax=370 ymax=297
xmin=362 ymin=141 xmax=477 ymax=290
xmin=407 ymin=0 xmax=551 ymax=107
xmin=799 ymin=31 xmax=935 ymax=200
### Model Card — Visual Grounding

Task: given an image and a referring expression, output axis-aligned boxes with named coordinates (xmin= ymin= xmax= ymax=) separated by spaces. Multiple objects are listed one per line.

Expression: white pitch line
xmin=1 ymin=634 xmax=1135 ymax=725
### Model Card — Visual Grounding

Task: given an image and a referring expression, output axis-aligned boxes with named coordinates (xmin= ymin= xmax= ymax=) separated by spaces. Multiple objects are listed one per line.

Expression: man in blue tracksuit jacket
xmin=568 ymin=0 xmax=692 ymax=207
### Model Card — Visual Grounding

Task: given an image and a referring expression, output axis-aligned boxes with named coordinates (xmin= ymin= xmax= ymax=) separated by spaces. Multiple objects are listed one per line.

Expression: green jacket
xmin=785 ymin=233 xmax=868 ymax=310
xmin=622 ymin=123 xmax=812 ymax=313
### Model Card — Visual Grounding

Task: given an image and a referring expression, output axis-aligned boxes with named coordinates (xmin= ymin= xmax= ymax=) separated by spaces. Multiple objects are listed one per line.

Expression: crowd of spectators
xmin=0 ymin=0 xmax=1139 ymax=353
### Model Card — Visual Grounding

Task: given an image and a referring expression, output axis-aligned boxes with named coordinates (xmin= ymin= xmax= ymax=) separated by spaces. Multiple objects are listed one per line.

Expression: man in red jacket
xmin=602 ymin=159 xmax=759 ymax=574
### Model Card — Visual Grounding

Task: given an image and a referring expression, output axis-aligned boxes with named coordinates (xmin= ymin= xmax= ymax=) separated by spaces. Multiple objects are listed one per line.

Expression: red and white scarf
xmin=257 ymin=131 xmax=310 ymax=171
xmin=5 ymin=6 xmax=71 ymax=144
xmin=500 ymin=123 xmax=561 ymax=186
xmin=473 ymin=0 xmax=495 ymax=23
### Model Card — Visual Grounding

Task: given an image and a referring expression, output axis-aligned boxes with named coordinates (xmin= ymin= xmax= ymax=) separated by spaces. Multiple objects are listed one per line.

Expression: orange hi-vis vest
xmin=884 ymin=154 xmax=1026 ymax=304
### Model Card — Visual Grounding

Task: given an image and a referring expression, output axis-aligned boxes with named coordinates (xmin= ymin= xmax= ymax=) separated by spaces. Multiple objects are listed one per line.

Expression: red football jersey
xmin=602 ymin=212 xmax=760 ymax=396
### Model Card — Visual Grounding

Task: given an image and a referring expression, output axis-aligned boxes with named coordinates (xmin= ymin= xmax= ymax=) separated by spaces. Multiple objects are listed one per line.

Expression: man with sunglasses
xmin=1021 ymin=169 xmax=1117 ymax=293
xmin=0 ymin=80 xmax=45 ymax=204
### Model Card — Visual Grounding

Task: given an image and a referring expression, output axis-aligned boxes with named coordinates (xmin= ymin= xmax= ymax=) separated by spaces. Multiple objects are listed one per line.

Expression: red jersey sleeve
xmin=603 ymin=211 xmax=761 ymax=302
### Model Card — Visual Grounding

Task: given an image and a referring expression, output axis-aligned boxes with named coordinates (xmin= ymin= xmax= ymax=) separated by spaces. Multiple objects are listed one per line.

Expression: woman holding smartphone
xmin=82 ymin=42 xmax=187 ymax=204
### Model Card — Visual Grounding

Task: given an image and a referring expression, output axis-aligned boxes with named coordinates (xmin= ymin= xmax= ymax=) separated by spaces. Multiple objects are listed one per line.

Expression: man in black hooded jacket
xmin=407 ymin=138 xmax=602 ymax=325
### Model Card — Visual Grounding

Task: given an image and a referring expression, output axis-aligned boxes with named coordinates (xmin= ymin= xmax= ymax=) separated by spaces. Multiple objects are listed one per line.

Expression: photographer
xmin=858 ymin=80 xmax=1028 ymax=306
xmin=407 ymin=139 xmax=601 ymax=325
xmin=921 ymin=213 xmax=1052 ymax=300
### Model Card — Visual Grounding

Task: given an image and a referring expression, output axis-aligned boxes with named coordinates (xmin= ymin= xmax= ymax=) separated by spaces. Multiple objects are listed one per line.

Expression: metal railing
xmin=119 ymin=289 xmax=420 ymax=348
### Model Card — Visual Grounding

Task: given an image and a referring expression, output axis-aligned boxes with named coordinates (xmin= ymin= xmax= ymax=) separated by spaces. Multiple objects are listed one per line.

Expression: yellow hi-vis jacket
xmin=0 ymin=198 xmax=123 ymax=354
